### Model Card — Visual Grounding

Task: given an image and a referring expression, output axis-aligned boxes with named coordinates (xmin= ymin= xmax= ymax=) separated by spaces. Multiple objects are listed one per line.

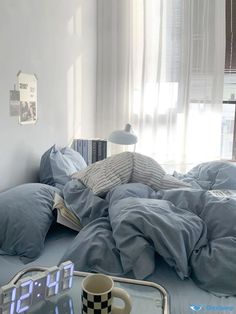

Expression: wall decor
xmin=9 ymin=85 xmax=20 ymax=116
xmin=17 ymin=71 xmax=37 ymax=125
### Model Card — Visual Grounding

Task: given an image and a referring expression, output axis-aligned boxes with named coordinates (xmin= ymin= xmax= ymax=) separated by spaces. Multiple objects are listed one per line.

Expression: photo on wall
xmin=17 ymin=71 xmax=37 ymax=125
xmin=9 ymin=89 xmax=20 ymax=116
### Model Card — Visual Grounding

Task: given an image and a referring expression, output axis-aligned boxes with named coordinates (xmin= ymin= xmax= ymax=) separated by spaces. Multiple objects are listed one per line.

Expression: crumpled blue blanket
xmin=60 ymin=161 xmax=236 ymax=296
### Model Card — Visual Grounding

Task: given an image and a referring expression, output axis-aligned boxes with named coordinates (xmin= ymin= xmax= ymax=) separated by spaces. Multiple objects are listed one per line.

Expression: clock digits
xmin=15 ymin=279 xmax=33 ymax=313
xmin=46 ymin=268 xmax=60 ymax=297
xmin=0 ymin=261 xmax=74 ymax=314
xmin=59 ymin=262 xmax=74 ymax=290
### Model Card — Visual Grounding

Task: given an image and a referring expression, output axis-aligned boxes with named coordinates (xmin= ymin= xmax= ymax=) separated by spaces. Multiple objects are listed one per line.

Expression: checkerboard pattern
xmin=81 ymin=290 xmax=112 ymax=314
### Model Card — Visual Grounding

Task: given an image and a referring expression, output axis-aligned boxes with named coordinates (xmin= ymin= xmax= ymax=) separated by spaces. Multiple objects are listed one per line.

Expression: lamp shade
xmin=108 ymin=124 xmax=138 ymax=145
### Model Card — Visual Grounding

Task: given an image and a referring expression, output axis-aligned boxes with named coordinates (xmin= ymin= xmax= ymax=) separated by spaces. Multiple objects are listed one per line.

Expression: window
xmin=222 ymin=0 xmax=236 ymax=159
xmin=225 ymin=0 xmax=236 ymax=74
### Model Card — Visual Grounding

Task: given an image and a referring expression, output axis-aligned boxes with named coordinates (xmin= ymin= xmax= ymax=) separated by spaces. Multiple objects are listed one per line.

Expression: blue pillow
xmin=39 ymin=145 xmax=87 ymax=188
xmin=186 ymin=161 xmax=236 ymax=190
xmin=0 ymin=183 xmax=59 ymax=263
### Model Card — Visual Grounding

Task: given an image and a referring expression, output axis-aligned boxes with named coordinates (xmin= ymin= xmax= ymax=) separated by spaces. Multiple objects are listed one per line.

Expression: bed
xmin=1 ymin=147 xmax=236 ymax=314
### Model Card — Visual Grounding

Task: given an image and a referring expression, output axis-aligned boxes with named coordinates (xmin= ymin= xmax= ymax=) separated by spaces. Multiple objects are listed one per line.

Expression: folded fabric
xmin=72 ymin=152 xmax=190 ymax=195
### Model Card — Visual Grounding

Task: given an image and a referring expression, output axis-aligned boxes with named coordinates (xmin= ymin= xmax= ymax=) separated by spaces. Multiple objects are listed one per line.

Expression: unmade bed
xmin=1 ymin=147 xmax=236 ymax=314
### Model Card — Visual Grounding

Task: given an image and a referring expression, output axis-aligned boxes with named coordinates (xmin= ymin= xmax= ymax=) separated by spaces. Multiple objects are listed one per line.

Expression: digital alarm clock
xmin=0 ymin=261 xmax=74 ymax=314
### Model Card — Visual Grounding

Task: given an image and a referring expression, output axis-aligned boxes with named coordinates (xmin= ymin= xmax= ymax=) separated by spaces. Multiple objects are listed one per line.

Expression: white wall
xmin=0 ymin=0 xmax=97 ymax=191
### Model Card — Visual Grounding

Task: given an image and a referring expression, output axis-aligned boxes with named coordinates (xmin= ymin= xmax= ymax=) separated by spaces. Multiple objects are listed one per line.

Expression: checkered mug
xmin=81 ymin=273 xmax=132 ymax=314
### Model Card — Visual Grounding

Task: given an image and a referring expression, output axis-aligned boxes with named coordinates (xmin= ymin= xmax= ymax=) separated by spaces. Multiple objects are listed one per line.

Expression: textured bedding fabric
xmin=0 ymin=224 xmax=77 ymax=286
xmin=60 ymin=178 xmax=236 ymax=296
xmin=39 ymin=145 xmax=87 ymax=189
xmin=0 ymin=183 xmax=59 ymax=263
xmin=147 ymin=258 xmax=236 ymax=314
xmin=72 ymin=152 xmax=190 ymax=195
xmin=174 ymin=160 xmax=236 ymax=190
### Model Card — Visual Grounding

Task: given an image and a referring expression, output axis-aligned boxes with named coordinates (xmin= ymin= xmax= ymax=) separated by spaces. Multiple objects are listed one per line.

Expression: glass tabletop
xmin=1 ymin=266 xmax=169 ymax=314
xmin=26 ymin=271 xmax=169 ymax=314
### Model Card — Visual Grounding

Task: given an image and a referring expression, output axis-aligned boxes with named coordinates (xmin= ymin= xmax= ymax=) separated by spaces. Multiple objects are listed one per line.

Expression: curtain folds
xmin=96 ymin=0 xmax=226 ymax=172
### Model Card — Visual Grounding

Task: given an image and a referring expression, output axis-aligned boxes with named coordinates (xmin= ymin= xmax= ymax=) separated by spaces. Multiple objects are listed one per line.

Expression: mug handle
xmin=112 ymin=287 xmax=132 ymax=314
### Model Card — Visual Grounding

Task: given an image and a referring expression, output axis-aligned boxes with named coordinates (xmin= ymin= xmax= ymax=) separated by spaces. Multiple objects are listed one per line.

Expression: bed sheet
xmin=0 ymin=224 xmax=77 ymax=286
xmin=146 ymin=257 xmax=236 ymax=314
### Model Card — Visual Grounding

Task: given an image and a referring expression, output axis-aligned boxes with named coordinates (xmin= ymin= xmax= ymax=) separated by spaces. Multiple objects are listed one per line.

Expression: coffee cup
xmin=81 ymin=273 xmax=132 ymax=314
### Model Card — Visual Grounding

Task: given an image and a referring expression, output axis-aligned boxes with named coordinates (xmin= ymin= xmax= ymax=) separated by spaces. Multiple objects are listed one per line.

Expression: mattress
xmin=0 ymin=224 xmax=77 ymax=286
xmin=0 ymin=225 xmax=235 ymax=314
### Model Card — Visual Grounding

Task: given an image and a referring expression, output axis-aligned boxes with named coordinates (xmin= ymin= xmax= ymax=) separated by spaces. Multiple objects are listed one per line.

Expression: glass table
xmin=2 ymin=267 xmax=169 ymax=314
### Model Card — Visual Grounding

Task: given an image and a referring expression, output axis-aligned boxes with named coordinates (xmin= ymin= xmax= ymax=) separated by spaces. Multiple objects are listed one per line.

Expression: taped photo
xmin=18 ymin=72 xmax=37 ymax=124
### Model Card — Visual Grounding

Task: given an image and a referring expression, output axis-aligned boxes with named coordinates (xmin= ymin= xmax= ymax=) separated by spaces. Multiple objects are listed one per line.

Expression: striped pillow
xmin=72 ymin=152 xmax=190 ymax=196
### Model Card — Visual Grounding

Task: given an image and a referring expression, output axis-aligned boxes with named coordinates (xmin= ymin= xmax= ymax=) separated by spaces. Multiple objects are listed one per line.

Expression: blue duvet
xmin=60 ymin=161 xmax=236 ymax=296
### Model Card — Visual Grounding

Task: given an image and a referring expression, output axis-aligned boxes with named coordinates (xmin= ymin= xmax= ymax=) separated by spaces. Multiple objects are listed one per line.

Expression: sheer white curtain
xmin=96 ymin=0 xmax=225 ymax=171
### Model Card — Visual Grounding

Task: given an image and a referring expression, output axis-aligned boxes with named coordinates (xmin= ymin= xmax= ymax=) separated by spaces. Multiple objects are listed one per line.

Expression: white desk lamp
xmin=108 ymin=123 xmax=138 ymax=151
